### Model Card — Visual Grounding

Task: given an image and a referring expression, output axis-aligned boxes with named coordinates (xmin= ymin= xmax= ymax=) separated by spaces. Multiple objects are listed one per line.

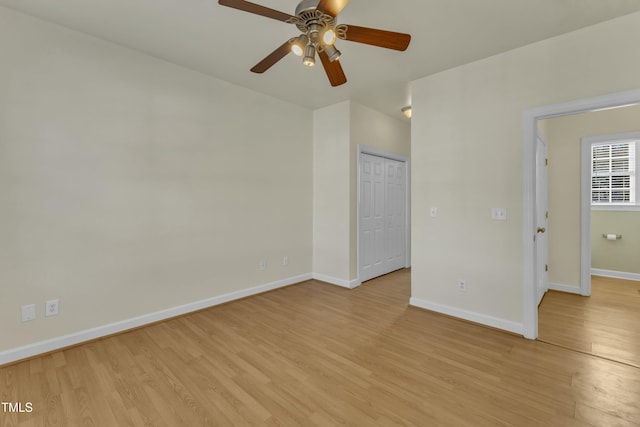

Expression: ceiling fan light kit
xmin=218 ymin=0 xmax=411 ymax=87
xmin=323 ymin=44 xmax=341 ymax=62
xmin=302 ymin=44 xmax=317 ymax=66
xmin=291 ymin=34 xmax=309 ymax=56
xmin=322 ymin=28 xmax=337 ymax=45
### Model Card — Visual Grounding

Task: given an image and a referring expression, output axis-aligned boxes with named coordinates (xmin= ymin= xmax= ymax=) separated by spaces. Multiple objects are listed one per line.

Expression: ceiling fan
xmin=218 ymin=0 xmax=411 ymax=87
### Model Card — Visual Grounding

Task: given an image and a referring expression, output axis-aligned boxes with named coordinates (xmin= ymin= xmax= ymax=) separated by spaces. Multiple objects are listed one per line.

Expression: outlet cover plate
xmin=458 ymin=280 xmax=467 ymax=293
xmin=491 ymin=208 xmax=508 ymax=221
xmin=21 ymin=304 xmax=36 ymax=322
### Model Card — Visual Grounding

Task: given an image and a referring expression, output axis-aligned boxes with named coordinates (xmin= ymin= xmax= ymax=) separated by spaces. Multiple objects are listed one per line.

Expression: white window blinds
xmin=591 ymin=141 xmax=636 ymax=204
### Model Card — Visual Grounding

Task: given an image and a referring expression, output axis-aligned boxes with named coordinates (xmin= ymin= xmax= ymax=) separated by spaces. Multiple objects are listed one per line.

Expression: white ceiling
xmin=3 ymin=0 xmax=640 ymax=118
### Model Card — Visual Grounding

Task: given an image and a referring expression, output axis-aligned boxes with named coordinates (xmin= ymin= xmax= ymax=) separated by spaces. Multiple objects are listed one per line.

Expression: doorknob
xmin=537 ymin=227 xmax=546 ymax=234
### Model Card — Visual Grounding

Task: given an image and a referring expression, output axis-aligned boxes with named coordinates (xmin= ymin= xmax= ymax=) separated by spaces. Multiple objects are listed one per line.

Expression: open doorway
xmin=522 ymin=88 xmax=640 ymax=340
xmin=534 ymin=104 xmax=640 ymax=366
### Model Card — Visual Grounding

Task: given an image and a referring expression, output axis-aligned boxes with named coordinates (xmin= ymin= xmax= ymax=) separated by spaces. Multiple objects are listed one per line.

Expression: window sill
xmin=591 ymin=205 xmax=640 ymax=212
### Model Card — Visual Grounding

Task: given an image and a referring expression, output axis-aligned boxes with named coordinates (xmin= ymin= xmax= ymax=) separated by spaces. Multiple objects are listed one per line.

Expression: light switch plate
xmin=46 ymin=299 xmax=59 ymax=317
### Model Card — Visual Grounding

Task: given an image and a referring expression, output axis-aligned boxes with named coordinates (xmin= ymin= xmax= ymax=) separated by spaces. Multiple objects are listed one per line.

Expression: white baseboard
xmin=548 ymin=282 xmax=582 ymax=294
xmin=312 ymin=273 xmax=361 ymax=289
xmin=591 ymin=268 xmax=640 ymax=282
xmin=0 ymin=273 xmax=313 ymax=366
xmin=409 ymin=297 xmax=523 ymax=336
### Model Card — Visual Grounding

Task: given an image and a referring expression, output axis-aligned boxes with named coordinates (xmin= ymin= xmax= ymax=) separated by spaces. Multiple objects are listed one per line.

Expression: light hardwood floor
xmin=539 ymin=275 xmax=640 ymax=368
xmin=2 ymin=269 xmax=640 ymax=426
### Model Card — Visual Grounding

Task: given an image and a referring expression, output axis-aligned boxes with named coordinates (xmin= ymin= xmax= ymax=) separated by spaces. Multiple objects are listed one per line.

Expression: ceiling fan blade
xmin=343 ymin=25 xmax=411 ymax=51
xmin=251 ymin=41 xmax=292 ymax=73
xmin=218 ymin=0 xmax=294 ymax=22
xmin=316 ymin=0 xmax=350 ymax=17
xmin=319 ymin=50 xmax=347 ymax=87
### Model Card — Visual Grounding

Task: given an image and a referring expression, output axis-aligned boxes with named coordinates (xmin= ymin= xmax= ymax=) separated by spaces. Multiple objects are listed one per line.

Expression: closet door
xmin=385 ymin=159 xmax=406 ymax=273
xmin=359 ymin=153 xmax=406 ymax=282
xmin=360 ymin=154 xmax=386 ymax=282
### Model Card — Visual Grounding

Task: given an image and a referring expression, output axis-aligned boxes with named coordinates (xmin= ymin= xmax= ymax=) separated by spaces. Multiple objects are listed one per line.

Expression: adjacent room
xmin=2 ymin=0 xmax=640 ymax=425
xmin=538 ymin=105 xmax=640 ymax=367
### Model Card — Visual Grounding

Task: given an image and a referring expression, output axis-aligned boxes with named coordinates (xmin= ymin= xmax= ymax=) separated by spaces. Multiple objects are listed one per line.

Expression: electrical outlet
xmin=46 ymin=299 xmax=59 ymax=317
xmin=283 ymin=256 xmax=288 ymax=266
xmin=430 ymin=207 xmax=438 ymax=218
xmin=259 ymin=260 xmax=267 ymax=271
xmin=491 ymin=208 xmax=508 ymax=221
xmin=457 ymin=280 xmax=467 ymax=293
xmin=21 ymin=304 xmax=36 ymax=322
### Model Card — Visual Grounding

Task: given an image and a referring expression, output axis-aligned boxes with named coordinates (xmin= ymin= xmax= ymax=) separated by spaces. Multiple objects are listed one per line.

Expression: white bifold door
xmin=359 ymin=153 xmax=406 ymax=282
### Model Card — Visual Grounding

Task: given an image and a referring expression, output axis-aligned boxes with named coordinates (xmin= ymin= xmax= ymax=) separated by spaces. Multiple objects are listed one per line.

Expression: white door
xmin=385 ymin=159 xmax=406 ymax=272
xmin=535 ymin=135 xmax=549 ymax=305
xmin=360 ymin=154 xmax=386 ymax=280
xmin=359 ymin=153 xmax=406 ymax=282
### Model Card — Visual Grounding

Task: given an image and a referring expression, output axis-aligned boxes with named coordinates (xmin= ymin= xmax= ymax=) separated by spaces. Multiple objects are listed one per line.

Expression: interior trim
xmin=0 ymin=273 xmax=313 ymax=366
xmin=409 ymin=297 xmax=523 ymax=335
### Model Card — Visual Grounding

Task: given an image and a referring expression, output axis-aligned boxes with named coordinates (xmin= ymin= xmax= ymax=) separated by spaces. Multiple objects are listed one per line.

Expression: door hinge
xmin=545 ymin=264 xmax=548 ymax=272
xmin=545 ymin=211 xmax=549 ymax=219
xmin=545 ymin=158 xmax=548 ymax=166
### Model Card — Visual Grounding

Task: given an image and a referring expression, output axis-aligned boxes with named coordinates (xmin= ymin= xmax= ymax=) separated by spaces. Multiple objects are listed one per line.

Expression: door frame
xmin=357 ymin=144 xmax=411 ymax=283
xmin=522 ymin=88 xmax=640 ymax=339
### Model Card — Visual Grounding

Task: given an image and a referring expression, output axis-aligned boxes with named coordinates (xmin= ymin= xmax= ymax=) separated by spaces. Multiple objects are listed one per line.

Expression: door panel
xmin=385 ymin=160 xmax=406 ymax=272
xmin=360 ymin=154 xmax=385 ymax=279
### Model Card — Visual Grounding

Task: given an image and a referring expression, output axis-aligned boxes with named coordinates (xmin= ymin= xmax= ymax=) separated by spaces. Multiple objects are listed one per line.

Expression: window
xmin=591 ymin=140 xmax=636 ymax=205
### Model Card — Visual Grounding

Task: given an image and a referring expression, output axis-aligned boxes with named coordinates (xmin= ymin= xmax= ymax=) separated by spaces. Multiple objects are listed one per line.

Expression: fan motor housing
xmin=295 ymin=0 xmax=320 ymax=16
xmin=291 ymin=0 xmax=337 ymax=36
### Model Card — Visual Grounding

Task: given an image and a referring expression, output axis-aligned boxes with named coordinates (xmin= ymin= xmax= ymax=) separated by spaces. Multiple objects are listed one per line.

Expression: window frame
xmin=584 ymin=132 xmax=640 ymax=211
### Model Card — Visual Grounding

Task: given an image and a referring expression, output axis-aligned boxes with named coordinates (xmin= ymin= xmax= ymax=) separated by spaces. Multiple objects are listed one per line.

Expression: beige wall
xmin=0 ymin=7 xmax=313 ymax=352
xmin=312 ymin=101 xmax=411 ymax=283
xmin=542 ymin=105 xmax=640 ymax=285
xmin=411 ymin=11 xmax=640 ymax=329
xmin=313 ymin=102 xmax=351 ymax=281
xmin=592 ymin=211 xmax=640 ymax=274
xmin=350 ymin=103 xmax=411 ymax=158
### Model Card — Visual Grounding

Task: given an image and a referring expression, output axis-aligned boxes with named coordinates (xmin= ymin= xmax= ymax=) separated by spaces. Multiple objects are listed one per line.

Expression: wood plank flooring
xmin=538 ymin=275 xmax=640 ymax=368
xmin=2 ymin=269 xmax=640 ymax=426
